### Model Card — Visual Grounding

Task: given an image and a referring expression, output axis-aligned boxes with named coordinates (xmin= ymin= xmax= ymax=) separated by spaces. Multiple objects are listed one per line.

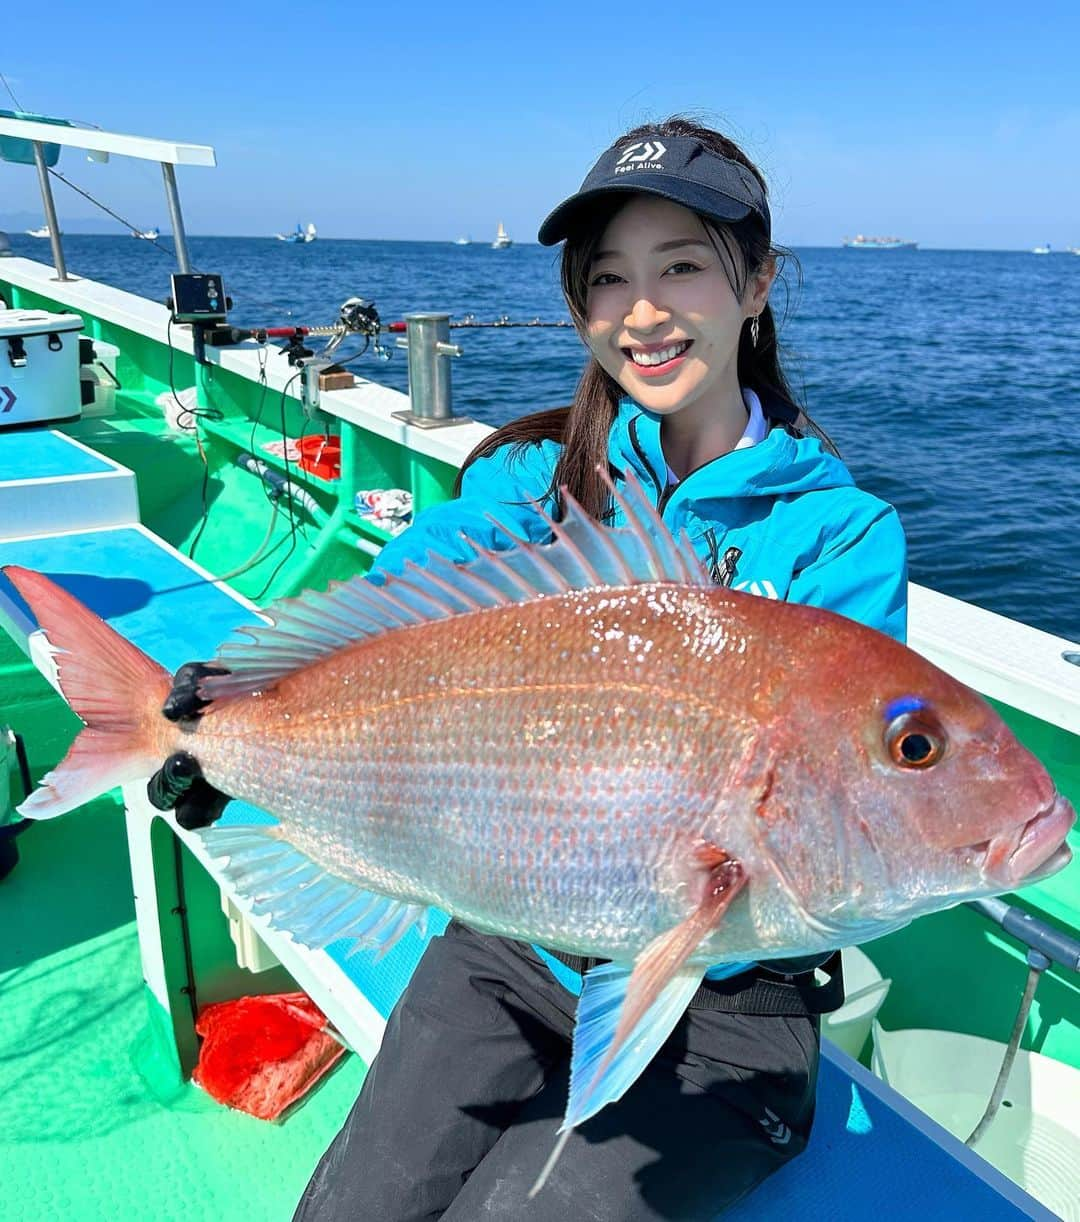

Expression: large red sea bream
xmin=4 ymin=474 xmax=1073 ymax=1187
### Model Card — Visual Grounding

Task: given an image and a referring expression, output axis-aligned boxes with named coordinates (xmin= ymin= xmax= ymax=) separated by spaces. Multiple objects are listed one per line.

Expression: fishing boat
xmin=276 ymin=221 xmax=317 ymax=243
xmin=25 ymin=223 xmax=56 ymax=238
xmin=1032 ymin=244 xmax=1052 ymax=255
xmin=842 ymin=235 xmax=918 ymax=250
xmin=0 ymin=110 xmax=1076 ymax=1222
xmin=132 ymin=226 xmax=160 ymax=240
xmin=454 ymin=235 xmax=471 ymax=245
xmin=492 ymin=220 xmax=512 ymax=249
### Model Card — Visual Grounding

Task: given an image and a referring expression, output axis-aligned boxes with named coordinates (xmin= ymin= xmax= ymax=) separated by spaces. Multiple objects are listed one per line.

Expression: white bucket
xmin=819 ymin=946 xmax=892 ymax=1060
xmin=872 ymin=1023 xmax=1080 ymax=1221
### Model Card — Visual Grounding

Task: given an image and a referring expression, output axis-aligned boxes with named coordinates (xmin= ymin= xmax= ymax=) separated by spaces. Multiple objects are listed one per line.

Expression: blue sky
xmin=2 ymin=1 xmax=1078 ymax=249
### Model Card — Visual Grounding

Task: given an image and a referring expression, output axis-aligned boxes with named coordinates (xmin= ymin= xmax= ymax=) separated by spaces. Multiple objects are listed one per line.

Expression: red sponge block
xmin=193 ymin=992 xmax=347 ymax=1121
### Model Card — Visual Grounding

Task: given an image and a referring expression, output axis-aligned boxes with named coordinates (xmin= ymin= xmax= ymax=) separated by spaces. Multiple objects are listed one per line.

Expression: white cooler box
xmin=0 ymin=308 xmax=84 ymax=427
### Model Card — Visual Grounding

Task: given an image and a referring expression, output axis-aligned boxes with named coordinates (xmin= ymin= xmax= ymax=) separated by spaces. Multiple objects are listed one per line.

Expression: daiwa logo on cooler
xmin=614 ymin=140 xmax=667 ymax=173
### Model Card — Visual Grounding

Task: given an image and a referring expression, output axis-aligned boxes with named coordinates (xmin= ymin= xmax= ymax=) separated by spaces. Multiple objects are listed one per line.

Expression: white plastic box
xmin=0 ymin=308 xmax=84 ymax=427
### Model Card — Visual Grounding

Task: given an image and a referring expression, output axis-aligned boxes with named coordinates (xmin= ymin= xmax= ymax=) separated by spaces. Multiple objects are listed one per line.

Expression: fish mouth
xmin=981 ymin=795 xmax=1075 ymax=886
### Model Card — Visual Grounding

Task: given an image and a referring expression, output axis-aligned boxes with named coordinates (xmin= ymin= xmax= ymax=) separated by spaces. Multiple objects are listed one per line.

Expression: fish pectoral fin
xmin=530 ymin=848 xmax=747 ymax=1197
xmin=201 ymin=825 xmax=427 ymax=957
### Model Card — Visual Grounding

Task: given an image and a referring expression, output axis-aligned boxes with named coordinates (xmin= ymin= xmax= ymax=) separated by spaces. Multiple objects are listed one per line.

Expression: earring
xmin=750 ymin=314 xmax=760 ymax=348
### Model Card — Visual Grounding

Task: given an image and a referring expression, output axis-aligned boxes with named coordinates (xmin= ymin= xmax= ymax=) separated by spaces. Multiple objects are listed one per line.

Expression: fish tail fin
xmin=3 ymin=566 xmax=174 ymax=818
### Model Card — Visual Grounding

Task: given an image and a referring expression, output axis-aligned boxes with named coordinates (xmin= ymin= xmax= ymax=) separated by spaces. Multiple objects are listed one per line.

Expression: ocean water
xmin=4 ymin=233 xmax=1078 ymax=644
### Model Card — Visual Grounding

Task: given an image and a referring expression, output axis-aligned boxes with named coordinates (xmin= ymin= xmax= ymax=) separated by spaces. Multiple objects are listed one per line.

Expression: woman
xmin=154 ymin=116 xmax=907 ymax=1219
xmin=289 ymin=117 xmax=907 ymax=1220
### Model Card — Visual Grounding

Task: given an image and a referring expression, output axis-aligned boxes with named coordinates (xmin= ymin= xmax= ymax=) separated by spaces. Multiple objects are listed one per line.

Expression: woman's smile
xmin=623 ymin=339 xmax=694 ymax=375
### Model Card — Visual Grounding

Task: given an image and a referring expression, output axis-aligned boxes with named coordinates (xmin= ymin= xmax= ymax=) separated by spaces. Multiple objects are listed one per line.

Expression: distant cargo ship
xmin=842 ymin=235 xmax=918 ymax=250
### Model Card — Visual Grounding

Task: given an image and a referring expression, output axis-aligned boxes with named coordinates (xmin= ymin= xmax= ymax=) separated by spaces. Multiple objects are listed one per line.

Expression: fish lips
xmin=982 ymin=794 xmax=1076 ymax=887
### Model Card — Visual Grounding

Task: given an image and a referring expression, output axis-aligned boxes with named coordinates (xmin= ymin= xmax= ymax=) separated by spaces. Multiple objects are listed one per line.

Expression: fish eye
xmin=885 ymin=712 xmax=945 ymax=769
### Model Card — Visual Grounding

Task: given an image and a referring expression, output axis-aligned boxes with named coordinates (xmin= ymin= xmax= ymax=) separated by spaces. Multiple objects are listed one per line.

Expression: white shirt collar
xmin=665 ymin=388 xmax=768 ymax=484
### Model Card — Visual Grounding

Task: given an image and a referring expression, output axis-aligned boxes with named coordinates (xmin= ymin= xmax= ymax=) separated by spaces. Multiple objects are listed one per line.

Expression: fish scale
xmin=189 ymin=590 xmax=733 ymax=959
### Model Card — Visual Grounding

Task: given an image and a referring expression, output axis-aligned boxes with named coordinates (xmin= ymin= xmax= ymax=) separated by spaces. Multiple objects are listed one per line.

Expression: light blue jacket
xmin=372 ymin=398 xmax=908 ymax=643
xmin=370 ymin=397 xmax=908 ymax=989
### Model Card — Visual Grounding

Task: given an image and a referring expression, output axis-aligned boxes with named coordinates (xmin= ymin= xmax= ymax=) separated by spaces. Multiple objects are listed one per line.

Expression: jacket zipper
xmin=628 ymin=416 xmax=665 ymax=507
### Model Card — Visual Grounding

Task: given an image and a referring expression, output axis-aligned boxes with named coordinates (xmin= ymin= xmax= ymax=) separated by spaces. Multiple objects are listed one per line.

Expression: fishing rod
xmin=210 ymin=298 xmax=574 ymax=363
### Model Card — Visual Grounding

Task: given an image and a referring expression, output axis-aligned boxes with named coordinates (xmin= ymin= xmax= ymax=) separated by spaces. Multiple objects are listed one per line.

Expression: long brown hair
xmin=455 ymin=116 xmax=821 ymax=517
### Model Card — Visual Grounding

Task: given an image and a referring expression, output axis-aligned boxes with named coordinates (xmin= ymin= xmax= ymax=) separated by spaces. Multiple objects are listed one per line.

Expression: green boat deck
xmin=1 ymin=257 xmax=1077 ymax=1220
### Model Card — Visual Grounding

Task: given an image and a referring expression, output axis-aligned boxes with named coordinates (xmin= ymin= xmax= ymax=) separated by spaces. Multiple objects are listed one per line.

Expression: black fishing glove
xmin=147 ymin=751 xmax=232 ymax=830
xmin=147 ymin=662 xmax=231 ymax=830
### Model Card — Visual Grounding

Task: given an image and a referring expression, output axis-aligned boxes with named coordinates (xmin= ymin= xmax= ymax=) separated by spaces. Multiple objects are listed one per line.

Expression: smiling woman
xmin=268 ymin=115 xmax=910 ymax=1221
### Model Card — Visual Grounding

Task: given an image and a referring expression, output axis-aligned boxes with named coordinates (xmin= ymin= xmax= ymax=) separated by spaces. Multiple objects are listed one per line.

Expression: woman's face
xmin=584 ymin=196 xmax=773 ymax=420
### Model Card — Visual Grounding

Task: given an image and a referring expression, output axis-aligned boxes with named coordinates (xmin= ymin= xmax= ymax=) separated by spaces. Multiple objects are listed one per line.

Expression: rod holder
xmin=391 ymin=313 xmax=469 ymax=428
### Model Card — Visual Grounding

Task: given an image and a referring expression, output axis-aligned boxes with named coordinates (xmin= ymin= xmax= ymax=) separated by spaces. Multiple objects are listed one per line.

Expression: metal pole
xmin=161 ymin=162 xmax=191 ymax=273
xmin=31 ymin=141 xmax=68 ymax=281
xmin=390 ymin=313 xmax=466 ymax=428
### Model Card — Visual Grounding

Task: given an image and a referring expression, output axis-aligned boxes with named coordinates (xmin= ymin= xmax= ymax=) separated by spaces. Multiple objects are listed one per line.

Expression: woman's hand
xmin=147 ymin=662 xmax=231 ymax=830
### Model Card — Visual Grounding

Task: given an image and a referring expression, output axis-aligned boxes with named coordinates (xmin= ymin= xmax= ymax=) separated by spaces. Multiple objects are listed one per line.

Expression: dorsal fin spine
xmin=201 ymin=470 xmax=709 ymax=706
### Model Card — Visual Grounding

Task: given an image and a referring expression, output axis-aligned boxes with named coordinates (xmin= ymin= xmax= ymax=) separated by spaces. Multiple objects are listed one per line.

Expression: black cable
xmin=166 ymin=315 xmax=222 ymax=562
xmin=965 ymin=957 xmax=1046 ymax=1146
xmin=171 ymin=835 xmax=201 ymax=1028
xmin=249 ymin=373 xmax=304 ymax=602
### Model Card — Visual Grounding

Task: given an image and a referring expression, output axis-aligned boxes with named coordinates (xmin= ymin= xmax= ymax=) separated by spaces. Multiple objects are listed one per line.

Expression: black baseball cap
xmin=538 ymin=134 xmax=770 ymax=246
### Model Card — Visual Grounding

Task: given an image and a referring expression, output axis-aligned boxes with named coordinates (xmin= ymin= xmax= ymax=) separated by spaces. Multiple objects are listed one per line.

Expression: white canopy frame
xmin=0 ymin=113 xmax=216 ymax=279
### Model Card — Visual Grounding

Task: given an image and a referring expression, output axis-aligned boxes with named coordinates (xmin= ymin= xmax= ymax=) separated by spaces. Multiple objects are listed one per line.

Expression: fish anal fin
xmin=201 ymin=825 xmax=425 ymax=957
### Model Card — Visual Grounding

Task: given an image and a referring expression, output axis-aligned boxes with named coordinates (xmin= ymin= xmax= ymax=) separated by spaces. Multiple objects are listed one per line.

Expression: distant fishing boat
xmin=276 ymin=222 xmax=317 ymax=244
xmin=25 ymin=224 xmax=57 ymax=238
xmin=491 ymin=221 xmax=512 ymax=249
xmin=1032 ymin=244 xmax=1051 ymax=255
xmin=454 ymin=236 xmax=471 ymax=245
xmin=842 ymin=235 xmax=918 ymax=250
xmin=132 ymin=226 xmax=159 ymax=240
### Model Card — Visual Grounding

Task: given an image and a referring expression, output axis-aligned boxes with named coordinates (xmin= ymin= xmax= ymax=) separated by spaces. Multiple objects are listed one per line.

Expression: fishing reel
xmin=310 ymin=297 xmax=391 ymax=362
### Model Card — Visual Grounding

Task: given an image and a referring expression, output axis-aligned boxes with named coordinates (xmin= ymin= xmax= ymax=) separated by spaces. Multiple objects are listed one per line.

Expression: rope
xmin=964 ymin=956 xmax=1046 ymax=1147
xmin=0 ymin=70 xmax=23 ymax=109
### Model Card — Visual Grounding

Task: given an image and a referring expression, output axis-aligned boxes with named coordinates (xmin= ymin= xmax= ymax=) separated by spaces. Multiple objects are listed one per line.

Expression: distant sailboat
xmin=276 ymin=222 xmax=317 ymax=244
xmin=491 ymin=221 xmax=512 ymax=249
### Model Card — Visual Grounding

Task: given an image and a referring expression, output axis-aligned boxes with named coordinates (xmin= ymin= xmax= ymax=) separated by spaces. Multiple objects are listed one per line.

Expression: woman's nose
xmin=625 ymin=294 xmax=669 ymax=332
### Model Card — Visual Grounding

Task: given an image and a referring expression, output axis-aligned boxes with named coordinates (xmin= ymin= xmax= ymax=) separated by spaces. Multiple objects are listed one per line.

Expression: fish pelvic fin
xmin=3 ymin=566 xmax=173 ymax=818
xmin=197 ymin=468 xmax=711 ymax=703
xmin=530 ymin=846 xmax=748 ymax=1198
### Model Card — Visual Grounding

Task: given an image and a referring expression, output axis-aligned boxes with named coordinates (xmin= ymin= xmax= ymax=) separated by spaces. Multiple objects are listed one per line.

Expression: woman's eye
xmin=664 ymin=261 xmax=702 ymax=276
xmin=589 ymin=271 xmax=623 ymax=287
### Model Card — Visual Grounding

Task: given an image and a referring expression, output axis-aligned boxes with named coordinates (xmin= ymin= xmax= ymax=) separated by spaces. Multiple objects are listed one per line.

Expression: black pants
xmin=293 ymin=921 xmax=818 ymax=1222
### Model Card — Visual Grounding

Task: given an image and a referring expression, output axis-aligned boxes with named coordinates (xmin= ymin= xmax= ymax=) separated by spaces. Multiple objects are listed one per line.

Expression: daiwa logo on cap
xmin=614 ymin=140 xmax=667 ymax=174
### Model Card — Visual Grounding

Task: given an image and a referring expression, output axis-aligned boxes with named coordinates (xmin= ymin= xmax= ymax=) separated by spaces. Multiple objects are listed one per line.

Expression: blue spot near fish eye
xmin=846 ymin=1084 xmax=873 ymax=1135
xmin=884 ymin=695 xmax=926 ymax=723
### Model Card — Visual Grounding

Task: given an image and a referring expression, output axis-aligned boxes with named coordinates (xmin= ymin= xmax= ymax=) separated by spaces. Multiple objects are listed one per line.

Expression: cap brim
xmin=537 ymin=178 xmax=756 ymax=246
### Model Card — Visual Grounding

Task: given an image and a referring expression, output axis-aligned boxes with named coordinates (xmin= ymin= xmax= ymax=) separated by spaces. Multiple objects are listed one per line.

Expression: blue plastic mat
xmin=0 ymin=525 xmax=257 ymax=671
xmin=0 ymin=429 xmax=116 ymax=480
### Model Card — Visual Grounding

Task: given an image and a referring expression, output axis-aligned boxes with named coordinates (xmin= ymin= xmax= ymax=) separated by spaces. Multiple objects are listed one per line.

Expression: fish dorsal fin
xmin=202 ymin=469 xmax=708 ymax=701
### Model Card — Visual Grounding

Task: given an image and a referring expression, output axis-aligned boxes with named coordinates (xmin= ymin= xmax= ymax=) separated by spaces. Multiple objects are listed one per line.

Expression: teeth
xmin=630 ymin=341 xmax=689 ymax=367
